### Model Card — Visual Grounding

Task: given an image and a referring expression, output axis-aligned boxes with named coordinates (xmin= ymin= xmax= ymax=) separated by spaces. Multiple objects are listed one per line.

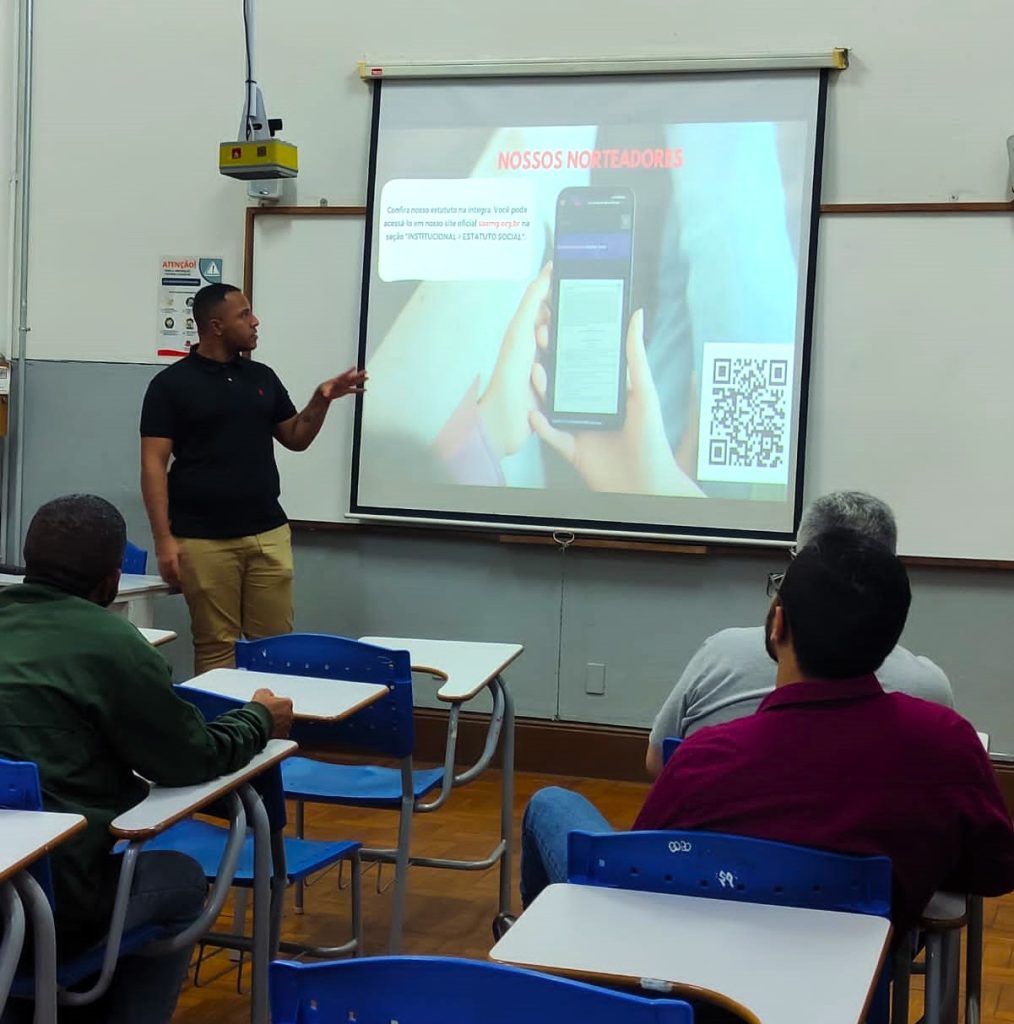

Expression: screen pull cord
xmin=551 ymin=531 xmax=575 ymax=720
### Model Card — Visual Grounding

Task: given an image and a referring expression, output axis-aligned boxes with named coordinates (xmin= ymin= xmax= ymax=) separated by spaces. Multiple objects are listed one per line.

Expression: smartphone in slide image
xmin=547 ymin=186 xmax=635 ymax=430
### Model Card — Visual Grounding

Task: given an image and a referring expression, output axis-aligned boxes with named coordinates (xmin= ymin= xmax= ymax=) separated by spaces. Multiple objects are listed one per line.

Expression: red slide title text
xmin=497 ymin=148 xmax=683 ymax=172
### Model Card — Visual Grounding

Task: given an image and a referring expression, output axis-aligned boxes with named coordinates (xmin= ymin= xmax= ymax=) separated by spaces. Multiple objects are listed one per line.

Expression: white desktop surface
xmin=0 ymin=573 xmax=167 ymax=594
xmin=360 ymin=636 xmax=523 ymax=702
xmin=183 ymin=668 xmax=389 ymax=721
xmin=110 ymin=739 xmax=296 ymax=838
xmin=0 ymin=811 xmax=87 ymax=883
xmin=138 ymin=627 xmax=177 ymax=647
xmin=490 ymin=883 xmax=891 ymax=1024
xmin=115 ymin=574 xmax=169 ymax=596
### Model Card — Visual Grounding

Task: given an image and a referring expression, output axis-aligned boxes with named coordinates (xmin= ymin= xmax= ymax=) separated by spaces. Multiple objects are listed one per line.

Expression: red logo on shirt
xmin=258 ymin=388 xmax=265 ymax=396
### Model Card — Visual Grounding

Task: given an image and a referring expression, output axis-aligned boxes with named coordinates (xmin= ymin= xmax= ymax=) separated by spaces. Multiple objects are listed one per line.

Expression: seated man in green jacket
xmin=0 ymin=494 xmax=293 ymax=1024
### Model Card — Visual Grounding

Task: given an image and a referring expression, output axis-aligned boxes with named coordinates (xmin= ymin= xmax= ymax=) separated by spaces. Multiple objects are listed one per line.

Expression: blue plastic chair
xmin=568 ymin=829 xmax=892 ymax=915
xmin=0 ymin=756 xmax=242 ymax=1016
xmin=269 ymin=956 xmax=695 ymax=1024
xmin=147 ymin=686 xmax=363 ymax=967
xmin=233 ymin=634 xmax=445 ymax=953
xmin=121 ymin=541 xmax=148 ymax=575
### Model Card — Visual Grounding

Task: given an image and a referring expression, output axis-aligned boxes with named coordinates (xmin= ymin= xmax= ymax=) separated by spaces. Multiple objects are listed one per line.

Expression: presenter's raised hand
xmin=530 ymin=310 xmax=703 ymax=497
xmin=476 ymin=263 xmax=552 ymax=459
xmin=318 ymin=366 xmax=367 ymax=402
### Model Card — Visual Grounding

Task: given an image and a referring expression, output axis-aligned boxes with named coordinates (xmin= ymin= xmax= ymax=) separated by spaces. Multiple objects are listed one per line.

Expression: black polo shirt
xmin=140 ymin=348 xmax=297 ymax=539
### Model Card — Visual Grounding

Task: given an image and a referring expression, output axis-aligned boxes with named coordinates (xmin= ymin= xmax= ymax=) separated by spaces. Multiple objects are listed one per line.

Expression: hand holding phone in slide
xmin=531 ymin=310 xmax=703 ymax=498
xmin=475 ymin=263 xmax=552 ymax=459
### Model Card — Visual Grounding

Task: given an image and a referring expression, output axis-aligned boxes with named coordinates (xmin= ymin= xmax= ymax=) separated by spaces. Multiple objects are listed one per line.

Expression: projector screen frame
xmin=350 ymin=70 xmax=830 ymax=548
xmin=357 ymin=50 xmax=849 ymax=81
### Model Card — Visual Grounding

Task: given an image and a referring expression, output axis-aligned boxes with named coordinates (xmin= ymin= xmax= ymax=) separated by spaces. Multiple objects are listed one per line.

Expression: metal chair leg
xmin=239 ymin=784 xmax=271 ymax=1024
xmin=294 ymin=799 xmax=305 ymax=915
xmin=924 ymin=931 xmax=945 ymax=1024
xmin=12 ymin=872 xmax=57 ymax=1024
xmin=966 ymin=896 xmax=983 ymax=1024
xmin=268 ymin=830 xmax=289 ymax=958
xmin=497 ymin=676 xmax=515 ymax=917
xmin=891 ymin=932 xmax=913 ymax=1024
xmin=350 ymin=853 xmax=363 ymax=956
xmin=940 ymin=930 xmax=961 ymax=1024
xmin=0 ymin=882 xmax=26 ymax=1013
xmin=388 ymin=763 xmax=415 ymax=954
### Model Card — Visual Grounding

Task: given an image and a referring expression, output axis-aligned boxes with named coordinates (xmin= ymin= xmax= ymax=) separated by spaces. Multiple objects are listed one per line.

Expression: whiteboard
xmin=254 ymin=209 xmax=1014 ymax=560
xmin=805 ymin=213 xmax=1014 ymax=559
xmin=250 ymin=214 xmax=364 ymax=523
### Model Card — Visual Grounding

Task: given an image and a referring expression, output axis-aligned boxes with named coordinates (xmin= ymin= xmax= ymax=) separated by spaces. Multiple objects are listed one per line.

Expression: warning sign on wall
xmin=156 ymin=255 xmax=224 ymax=359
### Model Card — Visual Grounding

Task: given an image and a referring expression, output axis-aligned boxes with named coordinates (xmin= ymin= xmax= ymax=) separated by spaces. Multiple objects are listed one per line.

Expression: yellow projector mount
xmin=219 ymin=139 xmax=298 ymax=180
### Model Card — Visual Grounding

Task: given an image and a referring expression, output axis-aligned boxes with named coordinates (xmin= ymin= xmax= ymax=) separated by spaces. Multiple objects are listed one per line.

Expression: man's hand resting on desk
xmin=252 ymin=688 xmax=294 ymax=738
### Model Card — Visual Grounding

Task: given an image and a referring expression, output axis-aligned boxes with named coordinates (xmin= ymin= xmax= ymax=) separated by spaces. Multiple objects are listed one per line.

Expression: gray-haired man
xmin=645 ymin=491 xmax=953 ymax=777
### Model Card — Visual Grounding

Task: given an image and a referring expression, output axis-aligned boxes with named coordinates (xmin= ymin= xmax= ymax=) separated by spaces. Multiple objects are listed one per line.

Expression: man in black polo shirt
xmin=140 ymin=283 xmax=365 ymax=674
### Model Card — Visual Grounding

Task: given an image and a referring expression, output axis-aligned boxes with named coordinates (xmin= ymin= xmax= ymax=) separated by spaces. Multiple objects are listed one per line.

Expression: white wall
xmin=10 ymin=0 xmax=1014 ymax=740
xmin=0 ymin=0 xmax=15 ymax=360
xmin=19 ymin=0 xmax=1014 ymax=365
xmin=25 ymin=0 xmax=247 ymax=362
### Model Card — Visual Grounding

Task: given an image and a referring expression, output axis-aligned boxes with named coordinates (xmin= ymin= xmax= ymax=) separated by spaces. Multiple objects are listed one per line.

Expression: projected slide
xmin=354 ymin=73 xmax=824 ymax=539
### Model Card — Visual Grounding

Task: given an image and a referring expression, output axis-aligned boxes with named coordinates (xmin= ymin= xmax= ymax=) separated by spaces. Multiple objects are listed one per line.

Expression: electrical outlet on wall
xmin=585 ymin=663 xmax=606 ymax=695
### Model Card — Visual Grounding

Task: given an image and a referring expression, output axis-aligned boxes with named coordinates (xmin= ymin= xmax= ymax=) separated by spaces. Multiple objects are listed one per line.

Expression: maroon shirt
xmin=633 ymin=674 xmax=1014 ymax=935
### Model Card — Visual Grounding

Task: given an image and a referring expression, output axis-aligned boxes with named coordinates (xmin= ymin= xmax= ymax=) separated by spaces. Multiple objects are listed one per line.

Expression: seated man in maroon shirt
xmin=513 ymin=530 xmax=1014 ymax=938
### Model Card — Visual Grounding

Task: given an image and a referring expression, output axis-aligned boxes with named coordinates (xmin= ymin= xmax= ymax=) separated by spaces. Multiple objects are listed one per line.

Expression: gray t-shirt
xmin=649 ymin=626 xmax=954 ymax=749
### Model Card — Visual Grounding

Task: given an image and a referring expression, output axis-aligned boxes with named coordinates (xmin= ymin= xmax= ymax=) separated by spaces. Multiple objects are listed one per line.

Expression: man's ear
xmin=769 ymin=602 xmax=788 ymax=647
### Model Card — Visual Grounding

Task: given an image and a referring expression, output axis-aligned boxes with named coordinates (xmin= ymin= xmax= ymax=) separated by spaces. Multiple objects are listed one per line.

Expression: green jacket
xmin=0 ymin=582 xmax=273 ymax=949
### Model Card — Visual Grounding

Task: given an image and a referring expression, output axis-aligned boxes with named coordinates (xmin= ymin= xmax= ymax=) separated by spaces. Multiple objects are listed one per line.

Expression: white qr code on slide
xmin=696 ymin=342 xmax=794 ymax=486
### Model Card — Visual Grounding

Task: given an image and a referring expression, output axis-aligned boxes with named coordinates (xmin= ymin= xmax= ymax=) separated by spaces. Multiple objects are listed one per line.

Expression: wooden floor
xmin=173 ymin=768 xmax=1014 ymax=1023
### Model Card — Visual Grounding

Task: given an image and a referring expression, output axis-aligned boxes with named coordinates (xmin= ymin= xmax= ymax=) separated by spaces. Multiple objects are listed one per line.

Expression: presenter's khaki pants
xmin=177 ymin=524 xmax=294 ymax=675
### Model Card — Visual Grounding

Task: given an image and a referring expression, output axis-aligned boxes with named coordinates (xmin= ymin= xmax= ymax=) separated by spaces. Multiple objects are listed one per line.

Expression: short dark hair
xmin=777 ymin=529 xmax=911 ymax=679
xmin=192 ymin=283 xmax=240 ymax=333
xmin=23 ymin=495 xmax=126 ymax=597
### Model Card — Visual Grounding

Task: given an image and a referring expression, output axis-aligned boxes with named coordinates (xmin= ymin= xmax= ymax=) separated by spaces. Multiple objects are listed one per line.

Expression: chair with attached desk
xmin=565 ymin=829 xmax=896 ymax=1024
xmin=234 ymin=633 xmax=504 ymax=954
xmin=659 ymin=736 xmax=983 ymax=1024
xmin=0 ymin=807 xmax=85 ymax=1022
xmin=0 ymin=755 xmax=247 ymax=1024
xmin=140 ymin=687 xmax=363 ymax=974
xmin=269 ymin=956 xmax=696 ymax=1024
xmin=232 ymin=635 xmax=432 ymax=953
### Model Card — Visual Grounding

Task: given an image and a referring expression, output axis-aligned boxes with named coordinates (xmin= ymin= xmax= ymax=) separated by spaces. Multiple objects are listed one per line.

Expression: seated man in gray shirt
xmin=646 ymin=491 xmax=953 ymax=777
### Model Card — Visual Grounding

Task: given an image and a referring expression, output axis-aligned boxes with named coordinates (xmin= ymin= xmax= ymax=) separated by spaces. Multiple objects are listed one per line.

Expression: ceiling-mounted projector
xmin=219 ymin=0 xmax=298 ymax=182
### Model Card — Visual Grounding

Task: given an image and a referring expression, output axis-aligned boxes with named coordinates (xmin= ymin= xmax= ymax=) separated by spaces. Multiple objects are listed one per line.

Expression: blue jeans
xmin=520 ymin=787 xmax=614 ymax=907
xmin=4 ymin=850 xmax=207 ymax=1024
